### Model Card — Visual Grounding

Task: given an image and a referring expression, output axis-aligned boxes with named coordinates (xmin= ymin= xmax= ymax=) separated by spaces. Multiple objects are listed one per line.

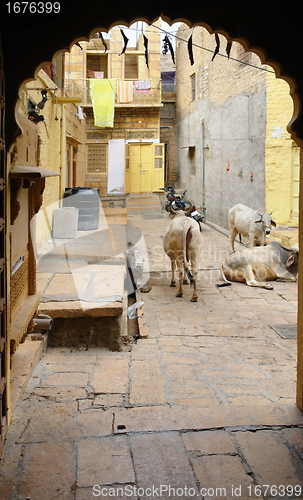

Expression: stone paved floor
xmin=1 ymin=213 xmax=303 ymax=499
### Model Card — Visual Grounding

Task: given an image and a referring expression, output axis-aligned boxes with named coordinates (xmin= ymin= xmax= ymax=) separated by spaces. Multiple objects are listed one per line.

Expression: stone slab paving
xmin=2 ymin=213 xmax=303 ymax=499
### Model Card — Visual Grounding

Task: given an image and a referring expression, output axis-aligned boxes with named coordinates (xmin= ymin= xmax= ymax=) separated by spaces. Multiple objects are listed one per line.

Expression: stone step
xmin=126 ymin=194 xmax=162 ymax=213
xmin=270 ymin=228 xmax=298 ymax=247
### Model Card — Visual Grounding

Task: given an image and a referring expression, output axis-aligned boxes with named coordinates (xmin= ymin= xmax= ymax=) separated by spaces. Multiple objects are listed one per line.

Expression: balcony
xmin=64 ymin=78 xmax=162 ymax=107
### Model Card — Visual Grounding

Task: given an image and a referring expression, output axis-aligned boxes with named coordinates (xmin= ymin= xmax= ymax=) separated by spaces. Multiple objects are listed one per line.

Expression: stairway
xmin=126 ymin=193 xmax=163 ymax=215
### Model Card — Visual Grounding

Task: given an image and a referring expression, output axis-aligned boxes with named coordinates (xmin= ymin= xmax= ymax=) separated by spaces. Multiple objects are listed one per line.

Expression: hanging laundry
xmin=76 ymin=106 xmax=84 ymax=120
xmin=116 ymin=80 xmax=134 ymax=103
xmin=143 ymin=34 xmax=149 ymax=68
xmin=211 ymin=33 xmax=220 ymax=61
xmin=90 ymin=79 xmax=116 ymax=127
xmin=94 ymin=71 xmax=104 ymax=78
xmin=120 ymin=29 xmax=129 ymax=55
xmin=226 ymin=40 xmax=232 ymax=59
xmin=86 ymin=69 xmax=94 ymax=78
xmin=162 ymin=35 xmax=175 ymax=65
xmin=134 ymin=80 xmax=151 ymax=93
xmin=188 ymin=34 xmax=194 ymax=65
xmin=99 ymin=32 xmax=107 ymax=52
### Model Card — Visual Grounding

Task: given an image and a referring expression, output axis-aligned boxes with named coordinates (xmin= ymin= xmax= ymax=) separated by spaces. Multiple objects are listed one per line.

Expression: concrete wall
xmin=176 ymin=25 xmax=267 ymax=229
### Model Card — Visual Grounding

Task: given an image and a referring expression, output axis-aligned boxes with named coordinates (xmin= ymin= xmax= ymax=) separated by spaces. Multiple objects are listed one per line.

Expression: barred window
xmin=87 ymin=144 xmax=107 ymax=174
xmin=154 ymin=144 xmax=163 ymax=168
xmin=155 ymin=145 xmax=163 ymax=157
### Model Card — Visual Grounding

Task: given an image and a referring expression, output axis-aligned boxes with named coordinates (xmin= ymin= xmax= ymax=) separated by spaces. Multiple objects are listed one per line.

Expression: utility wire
xmin=151 ymin=23 xmax=276 ymax=74
xmin=71 ymin=22 xmax=277 ymax=132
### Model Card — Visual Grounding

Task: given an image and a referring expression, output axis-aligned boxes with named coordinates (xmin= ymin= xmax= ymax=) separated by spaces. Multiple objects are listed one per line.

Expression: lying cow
xmin=221 ymin=240 xmax=298 ymax=289
xmin=163 ymin=210 xmax=201 ymax=301
xmin=228 ymin=203 xmax=276 ymax=252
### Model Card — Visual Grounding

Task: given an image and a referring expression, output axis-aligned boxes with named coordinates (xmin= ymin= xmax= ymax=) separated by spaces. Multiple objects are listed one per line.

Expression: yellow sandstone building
xmin=64 ymin=21 xmax=165 ymax=196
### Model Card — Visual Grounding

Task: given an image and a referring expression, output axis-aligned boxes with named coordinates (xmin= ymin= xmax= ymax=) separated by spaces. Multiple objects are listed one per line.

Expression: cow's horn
xmin=169 ymin=204 xmax=177 ymax=215
xmin=185 ymin=203 xmax=193 ymax=216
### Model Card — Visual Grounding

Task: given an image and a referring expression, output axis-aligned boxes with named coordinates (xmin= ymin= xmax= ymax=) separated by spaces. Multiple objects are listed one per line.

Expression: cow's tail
xmin=220 ymin=262 xmax=231 ymax=283
xmin=183 ymin=222 xmax=194 ymax=285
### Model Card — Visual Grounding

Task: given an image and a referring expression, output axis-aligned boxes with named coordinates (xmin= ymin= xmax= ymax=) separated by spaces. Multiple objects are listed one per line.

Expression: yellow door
xmin=125 ymin=144 xmax=130 ymax=193
xmin=129 ymin=144 xmax=141 ymax=193
xmin=153 ymin=143 xmax=165 ymax=191
xmin=125 ymin=143 xmax=164 ymax=193
xmin=140 ymin=144 xmax=152 ymax=192
xmin=125 ymin=143 xmax=153 ymax=193
xmin=291 ymin=144 xmax=300 ymax=219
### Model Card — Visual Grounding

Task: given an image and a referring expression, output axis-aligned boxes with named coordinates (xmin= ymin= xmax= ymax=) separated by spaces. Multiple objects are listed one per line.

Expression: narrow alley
xmin=0 ymin=202 xmax=302 ymax=500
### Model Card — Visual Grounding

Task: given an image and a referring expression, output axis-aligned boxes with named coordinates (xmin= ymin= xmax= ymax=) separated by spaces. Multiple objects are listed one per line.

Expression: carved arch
xmin=10 ymin=15 xmax=302 ymax=149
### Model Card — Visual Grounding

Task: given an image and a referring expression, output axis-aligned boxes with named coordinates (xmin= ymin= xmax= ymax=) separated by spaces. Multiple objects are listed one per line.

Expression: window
xmin=154 ymin=144 xmax=163 ymax=169
xmin=189 ymin=145 xmax=195 ymax=175
xmin=86 ymin=55 xmax=108 ymax=78
xmin=87 ymin=144 xmax=108 ymax=174
xmin=124 ymin=55 xmax=138 ymax=80
xmin=190 ymin=73 xmax=196 ymax=101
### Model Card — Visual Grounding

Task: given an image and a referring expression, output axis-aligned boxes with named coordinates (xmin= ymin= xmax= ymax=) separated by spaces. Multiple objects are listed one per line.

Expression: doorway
xmin=125 ymin=143 xmax=164 ymax=193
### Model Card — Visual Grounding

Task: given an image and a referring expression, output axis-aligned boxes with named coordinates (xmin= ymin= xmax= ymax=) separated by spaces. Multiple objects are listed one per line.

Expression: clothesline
xmin=89 ymin=79 xmax=153 ymax=127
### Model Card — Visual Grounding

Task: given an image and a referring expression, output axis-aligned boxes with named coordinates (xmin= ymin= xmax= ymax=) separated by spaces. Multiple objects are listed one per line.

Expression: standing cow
xmin=163 ymin=210 xmax=201 ymax=301
xmin=228 ymin=203 xmax=276 ymax=253
xmin=221 ymin=240 xmax=298 ymax=289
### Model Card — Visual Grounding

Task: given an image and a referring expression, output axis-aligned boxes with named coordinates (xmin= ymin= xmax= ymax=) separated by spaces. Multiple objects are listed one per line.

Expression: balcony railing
xmin=64 ymin=78 xmax=162 ymax=107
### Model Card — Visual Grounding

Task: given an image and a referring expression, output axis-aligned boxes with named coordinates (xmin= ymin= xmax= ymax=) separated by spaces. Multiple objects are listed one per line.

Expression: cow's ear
xmin=286 ymin=255 xmax=295 ymax=267
xmin=271 ymin=219 xmax=276 ymax=227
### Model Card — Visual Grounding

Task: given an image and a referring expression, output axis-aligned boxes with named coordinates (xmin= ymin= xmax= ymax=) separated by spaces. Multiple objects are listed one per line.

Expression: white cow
xmin=163 ymin=210 xmax=202 ymax=301
xmin=228 ymin=203 xmax=276 ymax=252
xmin=221 ymin=240 xmax=299 ymax=289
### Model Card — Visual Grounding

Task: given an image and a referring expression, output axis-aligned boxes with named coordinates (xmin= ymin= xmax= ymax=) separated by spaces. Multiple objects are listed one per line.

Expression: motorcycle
xmin=160 ymin=187 xmax=191 ymax=213
xmin=186 ymin=204 xmax=204 ymax=231
xmin=160 ymin=186 xmax=177 ymax=213
xmin=160 ymin=186 xmax=204 ymax=230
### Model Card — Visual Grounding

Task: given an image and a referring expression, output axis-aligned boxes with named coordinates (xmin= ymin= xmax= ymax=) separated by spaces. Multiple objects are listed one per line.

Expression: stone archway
xmin=1 ymin=2 xmax=303 ymax=414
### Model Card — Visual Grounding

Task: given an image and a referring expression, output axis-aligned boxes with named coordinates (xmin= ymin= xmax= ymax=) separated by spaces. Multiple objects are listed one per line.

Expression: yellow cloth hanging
xmin=90 ymin=79 xmax=116 ymax=127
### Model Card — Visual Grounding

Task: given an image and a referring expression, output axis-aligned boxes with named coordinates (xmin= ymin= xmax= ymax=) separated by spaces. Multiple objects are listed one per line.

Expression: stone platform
xmin=36 ymin=207 xmax=129 ymax=350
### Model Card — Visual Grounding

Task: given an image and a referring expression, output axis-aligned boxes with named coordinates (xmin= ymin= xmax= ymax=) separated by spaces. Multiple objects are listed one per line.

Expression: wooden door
xmin=125 ymin=143 xmax=164 ymax=193
xmin=153 ymin=143 xmax=164 ymax=191
xmin=140 ymin=144 xmax=152 ymax=192
xmin=126 ymin=143 xmax=152 ymax=193
xmin=125 ymin=144 xmax=130 ymax=193
xmin=129 ymin=144 xmax=141 ymax=193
